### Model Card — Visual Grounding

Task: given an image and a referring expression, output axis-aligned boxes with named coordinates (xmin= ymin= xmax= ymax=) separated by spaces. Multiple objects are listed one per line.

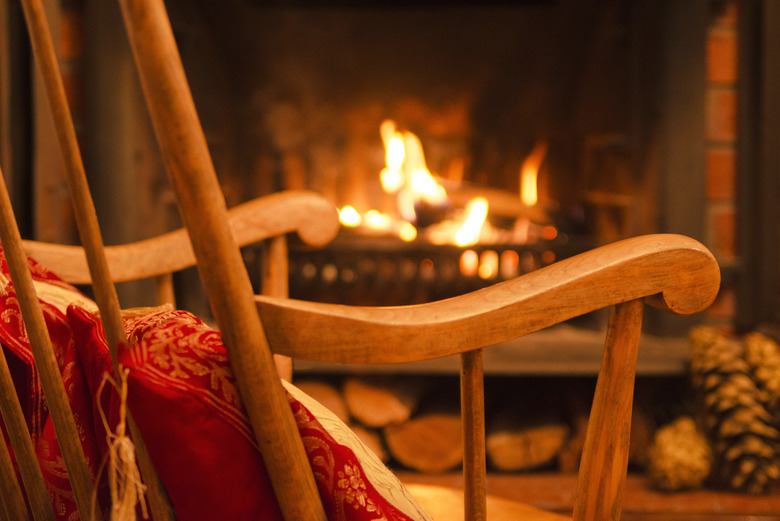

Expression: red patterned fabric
xmin=0 ymin=248 xmax=109 ymax=518
xmin=0 ymin=247 xmax=429 ymax=521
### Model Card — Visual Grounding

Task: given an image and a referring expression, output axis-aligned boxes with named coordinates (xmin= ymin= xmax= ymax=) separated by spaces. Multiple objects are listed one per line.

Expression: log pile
xmin=292 ymin=375 xmax=661 ymax=475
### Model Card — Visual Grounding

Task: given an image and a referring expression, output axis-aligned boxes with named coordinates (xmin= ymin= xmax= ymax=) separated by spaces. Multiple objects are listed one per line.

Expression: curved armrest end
xmin=644 ymin=238 xmax=721 ymax=316
xmin=232 ymin=190 xmax=340 ymax=248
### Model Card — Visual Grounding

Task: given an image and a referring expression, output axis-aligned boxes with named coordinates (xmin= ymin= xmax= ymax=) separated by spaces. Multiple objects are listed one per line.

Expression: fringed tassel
xmin=96 ymin=366 xmax=149 ymax=521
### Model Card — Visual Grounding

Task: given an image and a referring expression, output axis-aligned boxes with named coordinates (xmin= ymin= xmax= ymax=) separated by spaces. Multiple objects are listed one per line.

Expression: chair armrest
xmin=256 ymin=234 xmax=720 ymax=364
xmin=22 ymin=190 xmax=339 ymax=284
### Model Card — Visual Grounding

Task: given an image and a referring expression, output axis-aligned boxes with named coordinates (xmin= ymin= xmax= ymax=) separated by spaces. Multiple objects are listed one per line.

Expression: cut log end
xmin=384 ymin=413 xmax=463 ymax=473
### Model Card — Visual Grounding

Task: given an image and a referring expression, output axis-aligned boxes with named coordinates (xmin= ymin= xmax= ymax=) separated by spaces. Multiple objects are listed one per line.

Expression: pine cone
xmin=743 ymin=332 xmax=780 ymax=422
xmin=689 ymin=326 xmax=780 ymax=494
xmin=647 ymin=416 xmax=712 ymax=491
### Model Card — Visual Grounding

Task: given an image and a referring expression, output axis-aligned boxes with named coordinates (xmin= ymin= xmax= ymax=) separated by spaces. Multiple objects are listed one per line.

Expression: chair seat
xmin=405 ymin=483 xmax=570 ymax=521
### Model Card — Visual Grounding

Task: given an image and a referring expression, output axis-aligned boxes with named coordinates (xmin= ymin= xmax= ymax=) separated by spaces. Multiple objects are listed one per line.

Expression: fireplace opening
xmin=170 ymin=0 xmax=662 ymax=245
xmin=159 ymin=0 xmax=682 ymax=322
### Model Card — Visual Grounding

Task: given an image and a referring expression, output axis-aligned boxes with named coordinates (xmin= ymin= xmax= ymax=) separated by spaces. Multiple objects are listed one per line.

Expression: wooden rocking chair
xmin=0 ymin=0 xmax=721 ymax=520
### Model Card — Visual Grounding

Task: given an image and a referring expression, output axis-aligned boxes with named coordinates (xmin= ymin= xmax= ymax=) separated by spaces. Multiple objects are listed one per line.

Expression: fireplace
xmin=1 ymin=0 xmax=777 ymax=333
xmin=154 ymin=0 xmax=722 ymax=335
xmin=167 ymin=0 xmax=666 ymax=244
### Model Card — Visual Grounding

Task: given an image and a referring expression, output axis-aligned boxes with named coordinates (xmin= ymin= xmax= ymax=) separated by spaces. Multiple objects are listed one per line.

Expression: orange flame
xmin=520 ymin=141 xmax=548 ymax=207
xmin=454 ymin=197 xmax=489 ymax=247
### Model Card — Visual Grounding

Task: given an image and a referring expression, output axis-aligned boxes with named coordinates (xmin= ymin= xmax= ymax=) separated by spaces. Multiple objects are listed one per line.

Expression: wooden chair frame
xmin=0 ymin=0 xmax=721 ymax=520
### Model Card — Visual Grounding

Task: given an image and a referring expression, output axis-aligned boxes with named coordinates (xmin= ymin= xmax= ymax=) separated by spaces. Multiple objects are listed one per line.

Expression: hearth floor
xmin=397 ymin=471 xmax=780 ymax=520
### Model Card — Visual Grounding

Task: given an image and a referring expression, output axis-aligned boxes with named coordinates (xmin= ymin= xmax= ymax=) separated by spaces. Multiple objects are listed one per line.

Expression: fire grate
xmin=284 ymin=232 xmax=591 ymax=306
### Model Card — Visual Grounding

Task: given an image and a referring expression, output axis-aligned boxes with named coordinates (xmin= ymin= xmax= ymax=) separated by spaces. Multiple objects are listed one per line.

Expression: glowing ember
xmin=364 ymin=209 xmax=392 ymax=231
xmin=500 ymin=250 xmax=520 ymax=279
xmin=459 ymin=249 xmax=479 ymax=277
xmin=478 ymin=250 xmax=499 ymax=280
xmin=339 ymin=205 xmax=362 ymax=227
xmin=398 ymin=221 xmax=418 ymax=242
xmin=520 ymin=141 xmax=548 ymax=207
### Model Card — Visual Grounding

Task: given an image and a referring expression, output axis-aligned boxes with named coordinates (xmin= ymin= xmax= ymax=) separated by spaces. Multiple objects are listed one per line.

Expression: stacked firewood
xmin=294 ymin=375 xmax=657 ymax=475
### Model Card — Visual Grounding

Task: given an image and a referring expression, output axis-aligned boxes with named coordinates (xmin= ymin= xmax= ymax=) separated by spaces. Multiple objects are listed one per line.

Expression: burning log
xmin=446 ymin=185 xmax=549 ymax=225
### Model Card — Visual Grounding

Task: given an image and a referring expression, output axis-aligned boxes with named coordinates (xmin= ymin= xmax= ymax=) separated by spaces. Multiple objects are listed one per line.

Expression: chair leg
xmin=573 ymin=299 xmax=644 ymax=521
xmin=461 ymin=349 xmax=487 ymax=521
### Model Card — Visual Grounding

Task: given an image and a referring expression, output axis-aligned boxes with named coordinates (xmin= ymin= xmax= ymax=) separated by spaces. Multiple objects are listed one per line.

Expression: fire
xmin=339 ymin=205 xmax=362 ymax=227
xmin=385 ymin=135 xmax=406 ymax=170
xmin=380 ymin=133 xmax=406 ymax=193
xmin=454 ymin=197 xmax=489 ymax=247
xmin=410 ymin=169 xmax=447 ymax=205
xmin=398 ymin=221 xmax=417 ymax=242
xmin=364 ymin=209 xmax=392 ymax=231
xmin=520 ymin=141 xmax=548 ymax=207
xmin=339 ymin=122 xmax=557 ymax=249
xmin=379 ymin=120 xmax=448 ymax=213
xmin=340 ymin=204 xmax=417 ymax=241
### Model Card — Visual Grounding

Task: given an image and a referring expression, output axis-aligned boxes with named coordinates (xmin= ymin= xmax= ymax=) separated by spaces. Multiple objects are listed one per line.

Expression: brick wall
xmin=704 ymin=0 xmax=738 ymax=329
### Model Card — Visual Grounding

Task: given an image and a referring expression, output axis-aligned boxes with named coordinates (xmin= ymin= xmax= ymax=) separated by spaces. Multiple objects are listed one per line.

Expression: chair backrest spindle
xmin=264 ymin=235 xmax=293 ymax=380
xmin=17 ymin=0 xmax=175 ymax=517
xmin=574 ymin=298 xmax=644 ymax=521
xmin=116 ymin=1 xmax=326 ymax=519
xmin=0 ymin=427 xmax=29 ymax=521
xmin=0 ymin=165 xmax=97 ymax=521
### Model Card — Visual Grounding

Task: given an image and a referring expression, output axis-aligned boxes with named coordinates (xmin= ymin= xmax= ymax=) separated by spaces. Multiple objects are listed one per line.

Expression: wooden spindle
xmin=155 ymin=272 xmax=176 ymax=306
xmin=0 ymin=332 xmax=54 ymax=521
xmin=0 ymin=429 xmax=27 ymax=521
xmin=0 ymin=172 xmax=55 ymax=521
xmin=461 ymin=349 xmax=487 ymax=521
xmin=18 ymin=1 xmax=174 ymax=518
xmin=573 ymin=299 xmax=643 ymax=521
xmin=0 ymin=392 xmax=34 ymax=521
xmin=263 ymin=235 xmax=293 ymax=381
xmin=116 ymin=1 xmax=326 ymax=520
xmin=0 ymin=164 xmax=98 ymax=520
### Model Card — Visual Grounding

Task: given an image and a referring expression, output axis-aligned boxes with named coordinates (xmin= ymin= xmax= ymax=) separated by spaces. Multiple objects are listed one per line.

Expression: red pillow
xmin=0 ymin=244 xmax=429 ymax=521
xmin=67 ymin=306 xmax=430 ymax=521
xmin=0 ymin=247 xmax=109 ymax=519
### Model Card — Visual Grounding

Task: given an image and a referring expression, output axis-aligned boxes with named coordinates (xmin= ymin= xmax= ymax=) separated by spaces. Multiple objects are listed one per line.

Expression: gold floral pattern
xmin=338 ymin=464 xmax=371 ymax=509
